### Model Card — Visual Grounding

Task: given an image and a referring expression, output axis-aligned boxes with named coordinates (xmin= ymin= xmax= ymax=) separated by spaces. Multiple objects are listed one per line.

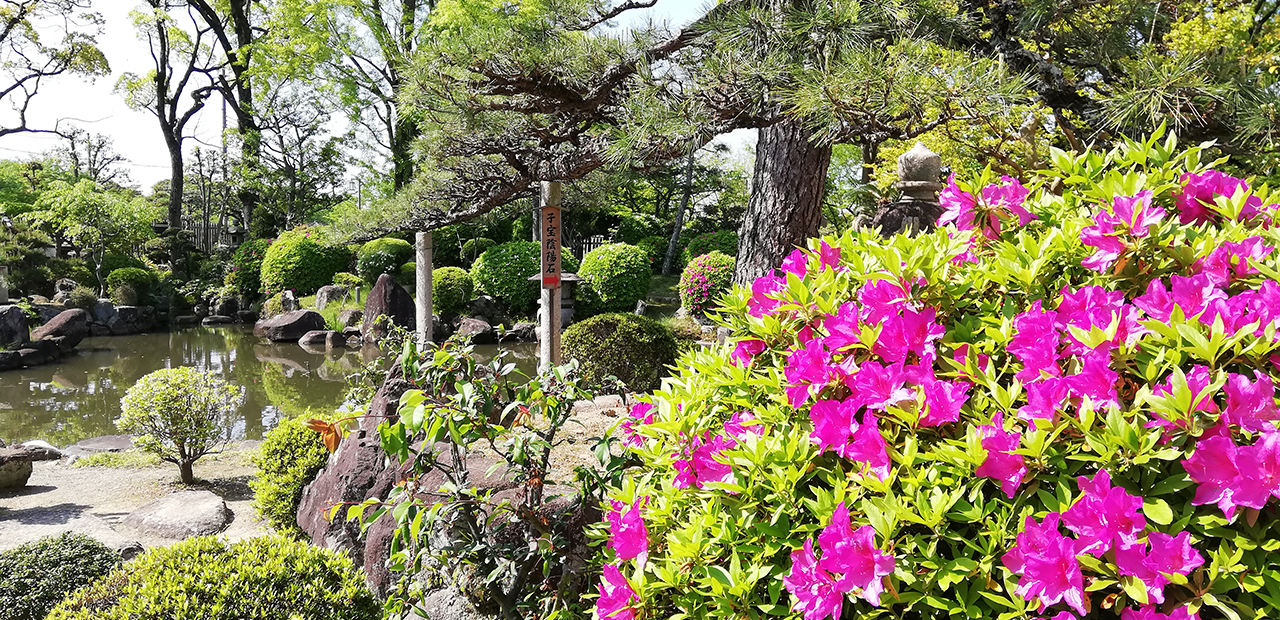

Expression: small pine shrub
xmin=680 ymin=229 xmax=738 ymax=264
xmin=260 ymin=227 xmax=351 ymax=296
xmin=471 ymin=241 xmax=541 ymax=314
xmin=47 ymin=536 xmax=380 ymax=620
xmin=678 ymin=250 xmax=735 ymax=318
xmin=636 ymin=235 xmax=669 ymax=272
xmin=229 ymin=239 xmax=272 ymax=298
xmin=576 ymin=243 xmax=651 ymax=317
xmin=251 ymin=415 xmax=332 ymax=538
xmin=562 ymin=312 xmax=677 ymax=391
xmin=332 ymin=272 xmax=362 ymax=289
xmin=461 ymin=237 xmax=496 ymax=263
xmin=106 ymin=268 xmax=155 ymax=302
xmin=433 ymin=266 xmax=474 ymax=317
xmin=67 ymin=286 xmax=97 ymax=310
xmin=612 ymin=213 xmax=665 ymax=244
xmin=0 ymin=532 xmax=120 ymax=620
xmin=108 ymin=284 xmax=137 ymax=306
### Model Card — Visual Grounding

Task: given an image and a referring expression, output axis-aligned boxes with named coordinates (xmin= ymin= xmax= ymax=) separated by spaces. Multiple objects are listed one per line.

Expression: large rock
xmin=337 ymin=308 xmax=363 ymax=330
xmin=31 ymin=308 xmax=89 ymax=349
xmin=123 ymin=490 xmax=233 ymax=539
xmin=361 ymin=274 xmax=415 ymax=344
xmin=19 ymin=440 xmax=61 ymax=461
xmin=298 ymin=330 xmax=335 ymax=347
xmin=91 ymin=299 xmax=117 ymax=324
xmin=455 ymin=317 xmax=496 ymax=345
xmin=16 ymin=339 xmax=61 ymax=366
xmin=0 ymin=351 xmax=18 ymax=371
xmin=214 ymin=297 xmax=240 ymax=317
xmin=235 ymin=309 xmax=259 ymax=324
xmin=315 ymin=285 xmax=349 ymax=311
xmin=254 ymin=309 xmax=326 ymax=342
xmin=54 ymin=278 xmax=77 ymax=295
xmin=0 ymin=305 xmax=28 ymax=347
xmin=31 ymin=303 xmax=64 ymax=324
xmin=0 ymin=447 xmax=33 ymax=488
xmin=202 ymin=315 xmax=234 ymax=326
xmin=62 ymin=434 xmax=134 ymax=459
xmin=503 ymin=322 xmax=537 ymax=343
xmin=280 ymin=290 xmax=300 ymax=313
xmin=110 ymin=305 xmax=157 ymax=335
xmin=468 ymin=295 xmax=508 ymax=328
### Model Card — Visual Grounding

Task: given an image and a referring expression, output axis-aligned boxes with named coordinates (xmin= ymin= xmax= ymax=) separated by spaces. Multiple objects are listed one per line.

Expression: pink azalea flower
xmin=1081 ymin=216 xmax=1125 ymax=271
xmin=921 ymin=379 xmax=970 ymax=426
xmin=846 ymin=411 xmax=892 ymax=480
xmin=783 ymin=539 xmax=844 ymax=620
xmin=1002 ymin=512 xmax=1063 ymax=574
xmin=810 ymin=399 xmax=856 ymax=455
xmin=1009 ymin=301 xmax=1062 ymax=382
xmin=1014 ymin=527 xmax=1087 ymax=615
xmin=724 ymin=410 xmax=764 ymax=441
xmin=1121 ymin=605 xmax=1198 ymax=620
xmin=1113 ymin=191 xmax=1165 ymax=236
xmin=782 ymin=248 xmax=809 ymax=278
xmin=976 ymin=412 xmax=1027 ymax=497
xmin=748 ymin=274 xmax=785 ymax=317
xmin=1065 ymin=350 xmax=1120 ymax=411
xmin=859 ymin=279 xmax=912 ymax=325
xmin=984 ymin=176 xmax=1037 ymax=226
xmin=1223 ymin=371 xmax=1280 ymax=432
xmin=1116 ymin=532 xmax=1204 ymax=605
xmin=1134 ymin=279 xmax=1174 ymax=322
xmin=607 ymin=498 xmax=649 ymax=562
xmin=1183 ymin=433 xmax=1244 ymax=518
xmin=952 ymin=343 xmax=990 ymax=380
xmin=938 ymin=173 xmax=979 ymax=231
xmin=818 ymin=241 xmax=842 ymax=272
xmin=1191 ymin=238 xmax=1272 ymax=287
xmin=845 ymin=361 xmax=913 ymax=412
xmin=875 ymin=307 xmax=945 ymax=364
xmin=1057 ymin=285 xmax=1142 ymax=354
xmin=1115 ymin=542 xmax=1165 ymax=603
xmin=1020 ymin=378 xmax=1069 ymax=422
xmin=1174 ymin=170 xmax=1259 ymax=225
xmin=731 ymin=339 xmax=767 ymax=367
xmin=672 ymin=433 xmax=737 ymax=490
xmin=817 ymin=503 xmax=895 ymax=605
xmin=1234 ymin=431 xmax=1280 ymax=510
xmin=1062 ymin=469 xmax=1146 ymax=555
xmin=621 ymin=403 xmax=655 ymax=448
xmin=1080 ymin=191 xmax=1164 ymax=272
xmin=594 ymin=564 xmax=638 ymax=620
xmin=785 ymin=338 xmax=845 ymax=408
xmin=822 ymin=302 xmax=864 ymax=351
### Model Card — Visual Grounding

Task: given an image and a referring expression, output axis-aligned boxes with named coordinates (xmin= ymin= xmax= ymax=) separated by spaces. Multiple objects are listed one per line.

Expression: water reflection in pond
xmin=0 ymin=325 xmax=541 ymax=447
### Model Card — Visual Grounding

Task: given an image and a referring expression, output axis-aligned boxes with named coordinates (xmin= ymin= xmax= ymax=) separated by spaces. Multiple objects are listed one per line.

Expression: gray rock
xmin=897 ymin=142 xmax=942 ymax=183
xmin=193 ymin=304 xmax=209 ymax=317
xmin=337 ymin=308 xmax=363 ymax=329
xmin=91 ymin=299 xmax=117 ymax=324
xmin=17 ymin=339 xmax=59 ymax=366
xmin=62 ymin=435 xmax=134 ymax=459
xmin=298 ymin=330 xmax=334 ymax=346
xmin=254 ymin=310 xmax=326 ymax=342
xmin=315 ymin=285 xmax=348 ymax=311
xmin=31 ymin=308 xmax=89 ymax=348
xmin=0 ymin=305 xmax=28 ymax=347
xmin=0 ymin=350 xmax=20 ymax=371
xmin=54 ymin=278 xmax=77 ymax=294
xmin=511 ymin=321 xmax=537 ymax=342
xmin=20 ymin=439 xmax=61 ymax=461
xmin=235 ymin=309 xmax=258 ymax=324
xmin=634 ymin=300 xmax=647 ymax=316
xmin=123 ymin=490 xmax=233 ymax=539
xmin=43 ymin=335 xmax=76 ymax=355
xmin=202 ymin=315 xmax=234 ymax=326
xmin=716 ymin=326 xmax=732 ymax=345
xmin=29 ymin=295 xmax=48 ymax=304
xmin=113 ymin=305 xmax=156 ymax=334
xmin=90 ymin=323 xmax=111 ymax=337
xmin=114 ymin=541 xmax=145 ymax=561
xmin=174 ymin=315 xmax=201 ymax=327
xmin=455 ymin=317 xmax=496 ymax=345
xmin=414 ymin=586 xmax=496 ymax=620
xmin=325 ymin=331 xmax=345 ymax=350
xmin=280 ymin=290 xmax=300 ymax=313
xmin=361 ymin=274 xmax=415 ymax=343
xmin=31 ymin=303 xmax=64 ymax=324
xmin=0 ymin=447 xmax=33 ymax=488
xmin=214 ymin=297 xmax=240 ymax=317
xmin=468 ymin=295 xmax=507 ymax=326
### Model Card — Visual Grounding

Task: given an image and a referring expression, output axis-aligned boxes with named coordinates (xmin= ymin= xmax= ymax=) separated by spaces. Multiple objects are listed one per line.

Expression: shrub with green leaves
xmin=613 ymin=213 xmax=665 ymax=244
xmin=637 ymin=235 xmax=669 ymax=271
xmin=678 ymin=250 xmax=735 ymax=318
xmin=356 ymin=237 xmax=412 ymax=284
xmin=0 ymin=533 xmax=120 ymax=620
xmin=589 ymin=131 xmax=1280 ymax=620
xmin=260 ymin=227 xmax=351 ymax=295
xmin=106 ymin=267 xmax=154 ymax=303
xmin=397 ymin=261 xmax=416 ymax=286
xmin=357 ymin=237 xmax=414 ymax=265
xmin=332 ymin=271 xmax=362 ymax=289
xmin=461 ymin=236 xmax=496 ymax=262
xmin=230 ymin=238 xmax=272 ymax=298
xmin=67 ymin=286 xmax=97 ymax=310
xmin=577 ymin=243 xmax=651 ymax=317
xmin=47 ymin=536 xmax=380 ymax=620
xmin=93 ymin=253 xmax=145 ymax=278
xmin=681 ymin=229 xmax=738 ymax=264
xmin=563 ymin=312 xmax=677 ymax=391
xmin=251 ymin=414 xmax=332 ymax=538
xmin=471 ymin=240 xmax=541 ymax=314
xmin=432 ymin=266 xmax=474 ymax=317
xmin=117 ymin=367 xmax=245 ymax=484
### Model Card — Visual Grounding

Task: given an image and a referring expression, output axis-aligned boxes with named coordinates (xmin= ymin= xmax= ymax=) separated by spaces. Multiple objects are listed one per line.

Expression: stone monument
xmin=868 ymin=142 xmax=944 ymax=237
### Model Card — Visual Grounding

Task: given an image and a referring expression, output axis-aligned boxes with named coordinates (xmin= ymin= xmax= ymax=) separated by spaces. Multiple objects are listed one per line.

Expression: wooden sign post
xmin=415 ymin=232 xmax=433 ymax=346
xmin=538 ymin=181 xmax=563 ymax=375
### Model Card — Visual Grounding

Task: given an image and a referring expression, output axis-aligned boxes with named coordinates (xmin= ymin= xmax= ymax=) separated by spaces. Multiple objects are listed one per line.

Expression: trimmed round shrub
xmin=67 ymin=286 xmax=97 ymax=310
xmin=93 ymin=253 xmax=145 ymax=277
xmin=260 ymin=227 xmax=351 ymax=296
xmin=356 ymin=248 xmax=408 ymax=284
xmin=357 ymin=237 xmax=414 ymax=264
xmin=332 ymin=271 xmax=362 ymax=289
xmin=230 ymin=239 xmax=272 ymax=298
xmin=636 ymin=235 xmax=669 ymax=271
xmin=106 ymin=267 xmax=154 ymax=302
xmin=397 ymin=261 xmax=416 ymax=286
xmin=681 ymin=229 xmax=738 ymax=264
xmin=678 ymin=250 xmax=735 ymax=317
xmin=47 ymin=536 xmax=380 ymax=620
xmin=109 ymin=284 xmax=137 ymax=306
xmin=461 ymin=237 xmax=496 ymax=262
xmin=251 ymin=415 xmax=332 ymax=538
xmin=0 ymin=533 xmax=120 ymax=620
xmin=592 ymin=133 xmax=1280 ymax=620
xmin=433 ymin=266 xmax=474 ymax=317
xmin=117 ymin=367 xmax=245 ymax=484
xmin=612 ymin=212 xmax=665 ymax=244
xmin=562 ymin=312 xmax=677 ymax=391
xmin=471 ymin=241 xmax=540 ymax=314
xmin=576 ymin=243 xmax=651 ymax=317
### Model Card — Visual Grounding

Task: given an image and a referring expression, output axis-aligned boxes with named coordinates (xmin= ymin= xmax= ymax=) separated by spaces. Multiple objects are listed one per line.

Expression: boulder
xmin=455 ymin=317 xmax=496 ymax=345
xmin=0 ymin=351 xmax=18 ymax=371
xmin=298 ymin=330 xmax=334 ymax=346
xmin=91 ymin=299 xmax=117 ymax=324
xmin=254 ymin=310 xmax=325 ymax=342
xmin=20 ymin=439 xmax=61 ymax=461
xmin=280 ymin=290 xmax=300 ymax=313
xmin=62 ymin=434 xmax=134 ymax=459
xmin=202 ymin=315 xmax=234 ymax=326
xmin=54 ymin=278 xmax=77 ymax=294
xmin=0 ymin=447 xmax=33 ymax=488
xmin=468 ymin=295 xmax=508 ymax=328
xmin=112 ymin=306 xmax=156 ymax=335
xmin=42 ymin=335 xmax=76 ymax=354
xmin=432 ymin=315 xmax=455 ymax=343
xmin=213 ymin=297 xmax=240 ymax=317
xmin=235 ymin=309 xmax=259 ymax=324
xmin=325 ymin=331 xmax=345 ymax=350
xmin=361 ymin=274 xmax=415 ymax=344
xmin=29 ymin=295 xmax=49 ymax=304
xmin=174 ymin=315 xmax=201 ymax=327
xmin=315 ymin=285 xmax=349 ymax=311
xmin=90 ymin=323 xmax=111 ymax=337
xmin=122 ymin=490 xmax=233 ymax=539
xmin=32 ymin=303 xmax=64 ymax=324
xmin=0 ymin=305 xmax=28 ymax=347
xmin=31 ymin=308 xmax=89 ymax=348
xmin=337 ymin=308 xmax=363 ymax=329
xmin=502 ymin=321 xmax=537 ymax=343
xmin=17 ymin=339 xmax=60 ymax=366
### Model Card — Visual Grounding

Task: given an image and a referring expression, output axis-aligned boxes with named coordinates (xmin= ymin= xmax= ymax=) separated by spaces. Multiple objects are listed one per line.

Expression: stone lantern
xmin=530 ymin=272 xmax=581 ymax=329
xmin=226 ymin=224 xmax=246 ymax=247
xmin=868 ymin=142 xmax=944 ymax=237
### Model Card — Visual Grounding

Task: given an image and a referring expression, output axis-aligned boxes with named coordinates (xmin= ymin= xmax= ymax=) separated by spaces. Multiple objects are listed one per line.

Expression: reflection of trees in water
xmin=0 ymin=326 xmax=355 ymax=446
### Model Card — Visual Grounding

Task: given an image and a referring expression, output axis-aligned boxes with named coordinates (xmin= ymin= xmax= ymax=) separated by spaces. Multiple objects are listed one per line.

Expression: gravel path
xmin=0 ymin=451 xmax=267 ymax=552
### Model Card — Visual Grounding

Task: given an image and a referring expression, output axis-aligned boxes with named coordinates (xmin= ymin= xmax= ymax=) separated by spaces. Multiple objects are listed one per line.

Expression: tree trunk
xmin=178 ymin=460 xmax=195 ymax=484
xmin=662 ymin=147 xmax=697 ymax=276
xmin=391 ymin=115 xmax=417 ymax=191
xmin=733 ymin=117 xmax=831 ymax=286
xmin=167 ymin=140 xmax=184 ymax=231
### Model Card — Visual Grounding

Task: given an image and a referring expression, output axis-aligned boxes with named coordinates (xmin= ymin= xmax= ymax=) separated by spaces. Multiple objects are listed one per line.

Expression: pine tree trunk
xmin=733 ymin=117 xmax=832 ymax=286
xmin=662 ymin=147 xmax=697 ymax=276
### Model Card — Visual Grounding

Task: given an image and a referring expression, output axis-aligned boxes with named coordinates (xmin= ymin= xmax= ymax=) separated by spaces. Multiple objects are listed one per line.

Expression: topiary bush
xmin=562 ymin=312 xmax=677 ymax=391
xmin=251 ymin=414 xmax=333 ymax=538
xmin=471 ymin=240 xmax=541 ymax=314
xmin=260 ymin=227 xmax=351 ymax=296
xmin=0 ymin=533 xmax=120 ymax=620
xmin=577 ymin=243 xmax=651 ymax=317
xmin=357 ymin=237 xmax=414 ymax=266
xmin=461 ymin=236 xmax=496 ymax=263
xmin=92 ymin=253 xmax=145 ymax=278
xmin=332 ymin=271 xmax=362 ymax=289
xmin=637 ymin=235 xmax=669 ymax=272
xmin=612 ymin=213 xmax=666 ymax=244
xmin=433 ymin=266 xmax=474 ymax=317
xmin=109 ymin=284 xmax=137 ymax=306
xmin=106 ymin=267 xmax=155 ymax=303
xmin=67 ymin=286 xmax=97 ymax=310
xmin=678 ymin=250 xmax=735 ymax=318
xmin=681 ymin=229 xmax=739 ymax=264
xmin=356 ymin=245 xmax=410 ymax=284
xmin=230 ymin=238 xmax=272 ymax=298
xmin=397 ymin=261 xmax=416 ymax=286
xmin=47 ymin=536 xmax=380 ymax=620
xmin=587 ymin=131 xmax=1280 ymax=620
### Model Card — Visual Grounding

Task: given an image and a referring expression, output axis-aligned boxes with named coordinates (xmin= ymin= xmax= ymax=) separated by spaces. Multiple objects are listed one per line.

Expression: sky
xmin=0 ymin=0 xmax=750 ymax=194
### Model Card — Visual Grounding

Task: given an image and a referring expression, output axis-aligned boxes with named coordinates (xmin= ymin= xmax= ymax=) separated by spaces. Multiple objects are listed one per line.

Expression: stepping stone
xmin=123 ymin=490 xmax=232 ymax=539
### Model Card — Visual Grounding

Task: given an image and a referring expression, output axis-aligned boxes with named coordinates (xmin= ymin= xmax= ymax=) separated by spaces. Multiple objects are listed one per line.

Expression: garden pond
xmin=0 ymin=325 xmax=538 ymax=447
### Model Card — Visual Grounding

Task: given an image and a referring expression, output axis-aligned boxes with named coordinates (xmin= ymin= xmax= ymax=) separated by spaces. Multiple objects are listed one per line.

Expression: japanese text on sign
xmin=541 ymin=206 xmax=561 ymax=287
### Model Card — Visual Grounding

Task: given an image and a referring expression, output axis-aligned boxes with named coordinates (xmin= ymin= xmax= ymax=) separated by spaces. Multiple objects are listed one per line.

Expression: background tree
xmin=0 ymin=0 xmax=109 ymax=137
xmin=53 ymin=126 xmax=131 ymax=186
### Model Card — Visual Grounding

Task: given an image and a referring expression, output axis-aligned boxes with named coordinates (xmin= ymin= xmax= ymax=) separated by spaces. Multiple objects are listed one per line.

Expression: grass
xmin=648 ymin=274 xmax=681 ymax=300
xmin=72 ymin=450 xmax=161 ymax=468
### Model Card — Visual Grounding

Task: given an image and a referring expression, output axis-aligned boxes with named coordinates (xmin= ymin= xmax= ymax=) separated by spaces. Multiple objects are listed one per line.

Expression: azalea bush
xmin=591 ymin=130 xmax=1280 ymax=620
xmin=679 ymin=251 xmax=735 ymax=319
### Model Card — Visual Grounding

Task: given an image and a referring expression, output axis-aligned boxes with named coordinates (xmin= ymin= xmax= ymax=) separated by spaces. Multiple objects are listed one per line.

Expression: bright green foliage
xmin=613 ymin=213 xmax=666 ymax=244
xmin=0 ymin=219 xmax=56 ymax=297
xmin=432 ymin=266 xmax=474 ymax=316
xmin=577 ymin=243 xmax=651 ymax=317
xmin=636 ymin=235 xmax=668 ymax=272
xmin=357 ymin=237 xmax=414 ymax=265
xmin=598 ymin=132 xmax=1280 ymax=620
xmin=260 ymin=227 xmax=351 ymax=295
xmin=47 ymin=536 xmax=380 ymax=620
xmin=230 ymin=239 xmax=273 ymax=298
xmin=460 ymin=236 xmax=495 ymax=263
xmin=66 ymin=286 xmax=97 ymax=310
xmin=251 ymin=414 xmax=333 ymax=538
xmin=396 ymin=262 xmax=416 ymax=286
xmin=105 ymin=268 xmax=155 ymax=303
xmin=332 ymin=271 xmax=362 ymax=288
xmin=92 ymin=254 xmax=145 ymax=278
xmin=563 ymin=313 xmax=677 ymax=391
xmin=471 ymin=241 xmax=541 ymax=314
xmin=356 ymin=237 xmax=412 ymax=284
xmin=262 ymin=293 xmax=287 ymax=319
xmin=49 ymin=258 xmax=93 ymax=289
xmin=681 ymin=230 xmax=738 ymax=264
xmin=117 ymin=367 xmax=246 ymax=484
xmin=678 ymin=251 xmax=735 ymax=318
xmin=0 ymin=533 xmax=120 ymax=620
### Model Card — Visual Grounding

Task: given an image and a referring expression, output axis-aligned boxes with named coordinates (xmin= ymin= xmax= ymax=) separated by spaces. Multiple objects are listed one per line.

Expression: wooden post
xmin=416 ymin=232 xmax=432 ymax=346
xmin=538 ymin=181 xmax=563 ymax=375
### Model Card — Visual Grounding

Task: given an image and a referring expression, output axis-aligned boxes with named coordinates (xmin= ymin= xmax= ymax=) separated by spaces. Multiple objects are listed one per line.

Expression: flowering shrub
xmin=260 ymin=227 xmax=351 ymax=295
xmin=681 ymin=229 xmax=739 ymax=265
xmin=230 ymin=238 xmax=272 ymax=298
xmin=679 ymin=250 xmax=735 ymax=318
xmin=591 ymin=131 xmax=1280 ymax=620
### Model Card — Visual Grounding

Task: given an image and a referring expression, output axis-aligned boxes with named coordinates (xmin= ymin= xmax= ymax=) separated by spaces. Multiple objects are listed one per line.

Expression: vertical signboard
xmin=541 ymin=205 xmax=562 ymax=288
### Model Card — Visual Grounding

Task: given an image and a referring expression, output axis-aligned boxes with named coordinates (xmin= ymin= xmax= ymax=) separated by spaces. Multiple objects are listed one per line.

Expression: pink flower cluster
xmin=606 ymin=498 xmax=649 ymax=561
xmin=1173 ymin=170 xmax=1275 ymax=225
xmin=1184 ymin=428 xmax=1280 ymax=518
xmin=937 ymin=174 xmax=1037 ymax=238
xmin=672 ymin=411 xmax=762 ymax=489
xmin=1080 ymin=191 xmax=1166 ymax=272
xmin=1004 ymin=470 xmax=1203 ymax=616
xmin=747 ymin=242 xmax=841 ymax=317
xmin=975 ymin=413 xmax=1026 ymax=497
xmin=621 ymin=402 xmax=655 ymax=448
xmin=1193 ymin=236 xmax=1275 ymax=286
xmin=782 ymin=503 xmax=895 ymax=619
xmin=1135 ymin=275 xmax=1280 ymax=338
xmin=594 ymin=564 xmax=638 ymax=620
